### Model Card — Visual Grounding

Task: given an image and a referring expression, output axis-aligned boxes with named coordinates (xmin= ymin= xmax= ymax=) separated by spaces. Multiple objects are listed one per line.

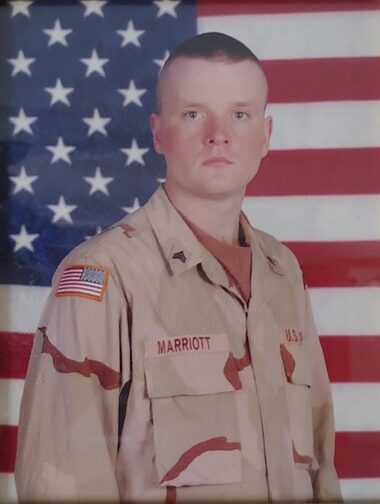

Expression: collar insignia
xmin=172 ymin=250 xmax=187 ymax=263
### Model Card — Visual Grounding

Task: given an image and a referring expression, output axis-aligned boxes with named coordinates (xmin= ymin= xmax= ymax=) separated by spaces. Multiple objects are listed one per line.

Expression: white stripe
xmin=1 ymin=287 xmax=380 ymax=338
xmin=309 ymin=287 xmax=380 ymax=336
xmin=198 ymin=11 xmax=380 ymax=60
xmin=0 ymin=285 xmax=50 ymax=333
xmin=0 ymin=379 xmax=23 ymax=425
xmin=0 ymin=473 xmax=17 ymax=504
xmin=266 ymin=101 xmax=380 ymax=149
xmin=333 ymin=383 xmax=380 ymax=431
xmin=243 ymin=194 xmax=380 ymax=241
xmin=341 ymin=478 xmax=380 ymax=501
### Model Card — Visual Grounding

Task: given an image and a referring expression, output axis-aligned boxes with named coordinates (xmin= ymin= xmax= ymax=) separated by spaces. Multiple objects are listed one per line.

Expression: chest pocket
xmin=144 ymin=334 xmax=242 ymax=487
xmin=280 ymin=342 xmax=319 ymax=470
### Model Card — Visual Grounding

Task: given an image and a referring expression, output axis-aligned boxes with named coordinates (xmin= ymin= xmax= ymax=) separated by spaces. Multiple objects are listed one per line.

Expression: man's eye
xmin=184 ymin=111 xmax=199 ymax=119
xmin=235 ymin=111 xmax=248 ymax=119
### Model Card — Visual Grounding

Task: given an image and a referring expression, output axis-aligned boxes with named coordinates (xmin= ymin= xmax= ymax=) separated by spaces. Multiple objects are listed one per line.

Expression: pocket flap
xmin=280 ymin=343 xmax=312 ymax=387
xmin=144 ymin=334 xmax=235 ymax=398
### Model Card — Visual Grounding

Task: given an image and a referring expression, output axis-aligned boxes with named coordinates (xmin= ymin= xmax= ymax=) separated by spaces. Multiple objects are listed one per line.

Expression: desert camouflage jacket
xmin=15 ymin=185 xmax=341 ymax=503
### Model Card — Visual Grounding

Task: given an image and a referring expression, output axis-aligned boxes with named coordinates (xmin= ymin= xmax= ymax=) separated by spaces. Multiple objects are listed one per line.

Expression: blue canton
xmin=0 ymin=0 xmax=196 ymax=286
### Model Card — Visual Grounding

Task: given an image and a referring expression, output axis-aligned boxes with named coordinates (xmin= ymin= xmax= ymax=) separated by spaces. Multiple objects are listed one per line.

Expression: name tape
xmin=145 ymin=334 xmax=229 ymax=358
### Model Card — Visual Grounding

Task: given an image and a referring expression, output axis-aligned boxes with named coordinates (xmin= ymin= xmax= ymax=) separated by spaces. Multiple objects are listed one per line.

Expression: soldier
xmin=15 ymin=32 xmax=342 ymax=502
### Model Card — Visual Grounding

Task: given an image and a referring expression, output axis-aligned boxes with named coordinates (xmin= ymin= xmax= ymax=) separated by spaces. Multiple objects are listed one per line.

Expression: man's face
xmin=151 ymin=56 xmax=272 ymax=200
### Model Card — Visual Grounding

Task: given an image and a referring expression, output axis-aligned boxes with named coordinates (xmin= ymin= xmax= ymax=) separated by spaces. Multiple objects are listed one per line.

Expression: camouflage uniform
xmin=15 ymin=185 xmax=341 ymax=502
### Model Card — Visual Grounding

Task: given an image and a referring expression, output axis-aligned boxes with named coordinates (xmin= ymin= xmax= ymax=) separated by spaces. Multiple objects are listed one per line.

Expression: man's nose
xmin=204 ymin=117 xmax=229 ymax=145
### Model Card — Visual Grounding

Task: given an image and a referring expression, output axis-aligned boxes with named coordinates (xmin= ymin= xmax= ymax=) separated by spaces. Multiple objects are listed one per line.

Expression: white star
xmin=121 ymin=139 xmax=149 ymax=166
xmin=157 ymin=176 xmax=166 ymax=184
xmin=122 ymin=198 xmax=140 ymax=214
xmin=82 ymin=108 xmax=111 ymax=137
xmin=118 ymin=80 xmax=146 ymax=107
xmin=81 ymin=0 xmax=107 ymax=17
xmin=10 ymin=166 xmax=38 ymax=194
xmin=154 ymin=50 xmax=170 ymax=70
xmin=43 ymin=19 xmax=72 ymax=47
xmin=10 ymin=224 xmax=39 ymax=252
xmin=117 ymin=20 xmax=145 ymax=48
xmin=84 ymin=166 xmax=113 ymax=195
xmin=9 ymin=108 xmax=37 ymax=135
xmin=46 ymin=136 xmax=75 ymax=164
xmin=8 ymin=50 xmax=36 ymax=77
xmin=47 ymin=195 xmax=77 ymax=224
xmin=154 ymin=0 xmax=180 ymax=18
xmin=44 ymin=78 xmax=74 ymax=106
xmin=80 ymin=49 xmax=109 ymax=77
xmin=10 ymin=1 xmax=33 ymax=17
xmin=85 ymin=226 xmax=102 ymax=240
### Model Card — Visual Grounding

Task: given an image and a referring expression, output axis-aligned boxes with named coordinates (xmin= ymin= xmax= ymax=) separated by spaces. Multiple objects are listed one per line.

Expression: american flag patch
xmin=55 ymin=265 xmax=109 ymax=301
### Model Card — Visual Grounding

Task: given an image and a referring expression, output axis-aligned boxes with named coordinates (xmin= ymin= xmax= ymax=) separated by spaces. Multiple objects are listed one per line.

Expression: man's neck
xmin=164 ymin=184 xmax=244 ymax=246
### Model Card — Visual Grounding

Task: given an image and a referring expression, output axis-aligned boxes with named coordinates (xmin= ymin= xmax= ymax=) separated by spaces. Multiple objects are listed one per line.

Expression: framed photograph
xmin=0 ymin=1 xmax=379 ymax=502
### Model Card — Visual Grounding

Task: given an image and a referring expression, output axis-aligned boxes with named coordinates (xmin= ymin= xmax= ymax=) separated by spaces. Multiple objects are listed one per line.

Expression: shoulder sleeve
xmin=15 ymin=253 xmax=131 ymax=502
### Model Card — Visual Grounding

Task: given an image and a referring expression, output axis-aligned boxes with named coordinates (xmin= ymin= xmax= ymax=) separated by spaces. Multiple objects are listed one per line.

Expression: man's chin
xmin=191 ymin=182 xmax=245 ymax=201
xmin=165 ymin=177 xmax=246 ymax=202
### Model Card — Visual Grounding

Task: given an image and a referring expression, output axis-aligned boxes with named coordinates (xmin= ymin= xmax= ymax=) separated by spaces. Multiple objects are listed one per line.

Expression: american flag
xmin=55 ymin=265 xmax=108 ymax=300
xmin=0 ymin=1 xmax=379 ymax=501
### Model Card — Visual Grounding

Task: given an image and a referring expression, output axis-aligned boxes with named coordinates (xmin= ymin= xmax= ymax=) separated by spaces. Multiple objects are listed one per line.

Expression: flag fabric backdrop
xmin=0 ymin=0 xmax=379 ymax=502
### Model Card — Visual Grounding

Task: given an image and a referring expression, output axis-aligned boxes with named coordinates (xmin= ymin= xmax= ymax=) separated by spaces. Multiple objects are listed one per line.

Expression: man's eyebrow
xmin=178 ymin=101 xmax=207 ymax=108
xmin=178 ymin=100 xmax=258 ymax=108
xmin=231 ymin=100 xmax=257 ymax=107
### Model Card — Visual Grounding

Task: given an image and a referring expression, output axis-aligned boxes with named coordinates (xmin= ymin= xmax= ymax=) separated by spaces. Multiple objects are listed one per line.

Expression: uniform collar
xmin=144 ymin=185 xmax=210 ymax=276
xmin=144 ymin=185 xmax=285 ymax=289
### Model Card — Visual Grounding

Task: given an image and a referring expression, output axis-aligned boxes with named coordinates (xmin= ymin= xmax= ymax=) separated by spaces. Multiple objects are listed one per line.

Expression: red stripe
xmin=247 ymin=148 xmax=380 ymax=196
xmin=263 ymin=58 xmax=380 ymax=103
xmin=284 ymin=241 xmax=380 ymax=288
xmin=321 ymin=336 xmax=380 ymax=383
xmin=0 ymin=425 xmax=17 ymax=473
xmin=1 ymin=426 xmax=379 ymax=477
xmin=335 ymin=431 xmax=380 ymax=478
xmin=197 ymin=0 xmax=380 ymax=16
xmin=0 ymin=332 xmax=33 ymax=379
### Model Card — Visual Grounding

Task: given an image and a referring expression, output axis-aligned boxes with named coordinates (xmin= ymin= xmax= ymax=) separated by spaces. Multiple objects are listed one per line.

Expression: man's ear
xmin=261 ymin=115 xmax=273 ymax=158
xmin=150 ymin=113 xmax=163 ymax=154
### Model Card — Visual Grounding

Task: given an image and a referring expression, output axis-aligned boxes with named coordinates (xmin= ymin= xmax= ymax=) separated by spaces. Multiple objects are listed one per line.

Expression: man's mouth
xmin=202 ymin=156 xmax=233 ymax=166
